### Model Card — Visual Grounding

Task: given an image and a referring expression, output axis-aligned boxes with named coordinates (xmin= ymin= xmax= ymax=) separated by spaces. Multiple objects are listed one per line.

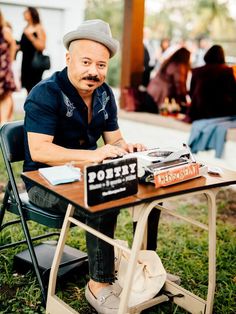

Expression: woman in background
xmin=188 ymin=45 xmax=236 ymax=122
xmin=146 ymin=47 xmax=191 ymax=113
xmin=0 ymin=10 xmax=16 ymax=125
xmin=19 ymin=7 xmax=46 ymax=93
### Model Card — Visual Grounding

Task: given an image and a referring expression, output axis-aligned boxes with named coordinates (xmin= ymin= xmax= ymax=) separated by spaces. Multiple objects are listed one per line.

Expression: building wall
xmin=1 ymin=0 xmax=85 ymax=77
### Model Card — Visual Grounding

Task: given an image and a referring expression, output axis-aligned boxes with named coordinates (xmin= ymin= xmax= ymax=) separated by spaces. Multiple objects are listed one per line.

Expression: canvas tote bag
xmin=115 ymin=240 xmax=167 ymax=307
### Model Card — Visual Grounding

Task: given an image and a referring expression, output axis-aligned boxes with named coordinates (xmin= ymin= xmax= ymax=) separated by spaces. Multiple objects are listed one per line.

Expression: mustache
xmin=83 ymin=75 xmax=100 ymax=82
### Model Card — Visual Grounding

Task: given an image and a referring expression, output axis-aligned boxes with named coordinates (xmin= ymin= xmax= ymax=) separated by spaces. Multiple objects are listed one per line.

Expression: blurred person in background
xmin=18 ymin=7 xmax=46 ymax=93
xmin=160 ymin=38 xmax=170 ymax=55
xmin=5 ymin=21 xmax=21 ymax=93
xmin=155 ymin=37 xmax=170 ymax=67
xmin=146 ymin=47 xmax=191 ymax=113
xmin=191 ymin=35 xmax=211 ymax=68
xmin=141 ymin=27 xmax=157 ymax=88
xmin=0 ymin=10 xmax=16 ymax=125
xmin=188 ymin=45 xmax=236 ymax=122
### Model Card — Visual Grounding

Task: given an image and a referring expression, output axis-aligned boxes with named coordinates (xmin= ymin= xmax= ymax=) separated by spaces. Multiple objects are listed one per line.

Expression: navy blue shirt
xmin=23 ymin=67 xmax=119 ymax=190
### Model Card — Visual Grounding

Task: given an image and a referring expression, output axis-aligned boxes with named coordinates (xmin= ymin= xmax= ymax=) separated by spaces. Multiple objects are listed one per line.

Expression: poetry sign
xmin=84 ymin=158 xmax=138 ymax=206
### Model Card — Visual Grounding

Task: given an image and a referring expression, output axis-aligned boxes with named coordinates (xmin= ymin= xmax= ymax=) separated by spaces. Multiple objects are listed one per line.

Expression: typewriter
xmin=105 ymin=144 xmax=208 ymax=187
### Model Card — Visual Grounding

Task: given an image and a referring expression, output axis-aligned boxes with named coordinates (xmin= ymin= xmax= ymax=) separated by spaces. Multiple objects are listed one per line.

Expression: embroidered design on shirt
xmin=98 ymin=91 xmax=110 ymax=120
xmin=61 ymin=91 xmax=76 ymax=117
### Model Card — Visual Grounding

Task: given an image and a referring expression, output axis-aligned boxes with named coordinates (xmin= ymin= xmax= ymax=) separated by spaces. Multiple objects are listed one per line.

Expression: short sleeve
xmin=24 ymin=83 xmax=60 ymax=136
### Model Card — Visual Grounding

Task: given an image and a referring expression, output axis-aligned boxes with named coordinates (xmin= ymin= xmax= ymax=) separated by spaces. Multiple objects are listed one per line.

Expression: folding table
xmin=22 ymin=167 xmax=236 ymax=314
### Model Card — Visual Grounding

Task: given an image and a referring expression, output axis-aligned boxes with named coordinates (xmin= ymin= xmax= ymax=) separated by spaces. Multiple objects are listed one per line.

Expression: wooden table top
xmin=22 ymin=167 xmax=236 ymax=213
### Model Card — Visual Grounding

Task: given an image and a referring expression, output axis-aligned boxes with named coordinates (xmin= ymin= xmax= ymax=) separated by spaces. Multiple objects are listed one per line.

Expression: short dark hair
xmin=204 ymin=45 xmax=225 ymax=64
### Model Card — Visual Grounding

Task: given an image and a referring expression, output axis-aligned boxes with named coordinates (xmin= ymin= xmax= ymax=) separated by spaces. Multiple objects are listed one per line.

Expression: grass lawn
xmin=0 ymin=134 xmax=236 ymax=313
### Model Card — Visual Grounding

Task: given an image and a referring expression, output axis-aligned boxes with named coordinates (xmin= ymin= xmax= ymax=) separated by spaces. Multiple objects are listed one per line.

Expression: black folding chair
xmin=0 ymin=120 xmax=87 ymax=305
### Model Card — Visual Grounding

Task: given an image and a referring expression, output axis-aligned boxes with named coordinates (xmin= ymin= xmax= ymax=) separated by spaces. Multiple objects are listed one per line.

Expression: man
xmin=142 ymin=27 xmax=156 ymax=87
xmin=23 ymin=19 xmax=146 ymax=313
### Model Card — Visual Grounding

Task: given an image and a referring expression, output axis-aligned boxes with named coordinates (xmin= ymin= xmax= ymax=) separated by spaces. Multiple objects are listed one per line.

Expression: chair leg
xmin=0 ymin=203 xmax=46 ymax=304
xmin=0 ymin=205 xmax=6 ymax=229
xmin=0 ymin=231 xmax=60 ymax=250
xmin=0 ymin=189 xmax=19 ymax=233
xmin=19 ymin=215 xmax=47 ymax=306
xmin=0 ymin=183 xmax=10 ymax=227
xmin=0 ymin=206 xmax=61 ymax=306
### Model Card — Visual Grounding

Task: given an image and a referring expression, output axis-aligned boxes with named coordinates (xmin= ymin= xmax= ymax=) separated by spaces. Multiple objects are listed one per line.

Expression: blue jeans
xmin=28 ymin=186 xmax=119 ymax=283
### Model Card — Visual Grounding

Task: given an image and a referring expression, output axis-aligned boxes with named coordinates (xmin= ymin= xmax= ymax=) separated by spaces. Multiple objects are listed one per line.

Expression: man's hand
xmin=92 ymin=144 xmax=128 ymax=163
xmin=102 ymin=129 xmax=147 ymax=161
xmin=92 ymin=143 xmax=147 ymax=163
xmin=124 ymin=143 xmax=147 ymax=153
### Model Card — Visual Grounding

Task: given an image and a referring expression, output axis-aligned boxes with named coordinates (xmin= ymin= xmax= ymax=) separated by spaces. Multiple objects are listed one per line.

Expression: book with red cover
xmin=154 ymin=163 xmax=200 ymax=188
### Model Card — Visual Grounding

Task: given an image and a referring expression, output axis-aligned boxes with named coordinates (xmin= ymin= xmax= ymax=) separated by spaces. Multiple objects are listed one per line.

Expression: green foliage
xmin=85 ymin=0 xmax=124 ymax=41
xmin=84 ymin=0 xmax=123 ymax=87
xmin=107 ymin=53 xmax=121 ymax=87
xmin=146 ymin=0 xmax=236 ymax=42
xmin=0 ymin=154 xmax=7 ymax=183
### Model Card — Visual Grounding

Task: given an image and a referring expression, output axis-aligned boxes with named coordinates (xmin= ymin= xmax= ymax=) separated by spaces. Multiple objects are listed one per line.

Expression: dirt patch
xmin=0 ymin=283 xmax=17 ymax=300
xmin=0 ymin=183 xmax=4 ymax=194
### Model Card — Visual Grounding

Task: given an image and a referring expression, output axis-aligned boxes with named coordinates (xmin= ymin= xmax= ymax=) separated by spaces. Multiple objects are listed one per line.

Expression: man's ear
xmin=65 ymin=52 xmax=70 ymax=65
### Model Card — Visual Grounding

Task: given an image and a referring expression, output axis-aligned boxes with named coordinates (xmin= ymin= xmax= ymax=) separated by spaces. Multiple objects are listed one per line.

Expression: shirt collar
xmin=57 ymin=67 xmax=81 ymax=101
xmin=58 ymin=67 xmax=110 ymax=115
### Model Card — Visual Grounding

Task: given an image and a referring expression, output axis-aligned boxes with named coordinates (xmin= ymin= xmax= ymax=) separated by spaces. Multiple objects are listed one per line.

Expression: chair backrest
xmin=0 ymin=121 xmax=25 ymax=207
xmin=0 ymin=120 xmax=24 ymax=163
xmin=0 ymin=121 xmax=66 ymax=226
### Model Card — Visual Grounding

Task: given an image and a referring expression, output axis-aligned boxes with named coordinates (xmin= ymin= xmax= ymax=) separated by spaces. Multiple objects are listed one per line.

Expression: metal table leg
xmin=205 ymin=188 xmax=218 ymax=314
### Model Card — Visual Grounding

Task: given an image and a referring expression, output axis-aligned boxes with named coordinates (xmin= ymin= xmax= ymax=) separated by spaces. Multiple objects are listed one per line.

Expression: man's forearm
xmin=30 ymin=141 xmax=97 ymax=166
xmin=112 ymin=138 xmax=127 ymax=149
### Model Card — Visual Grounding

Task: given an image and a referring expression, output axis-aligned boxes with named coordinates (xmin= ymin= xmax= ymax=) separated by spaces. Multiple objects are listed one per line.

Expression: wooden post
xmin=120 ymin=0 xmax=145 ymax=108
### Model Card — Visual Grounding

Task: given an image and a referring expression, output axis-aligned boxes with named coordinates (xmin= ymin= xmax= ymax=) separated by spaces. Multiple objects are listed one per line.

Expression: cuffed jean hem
xmin=89 ymin=274 xmax=116 ymax=283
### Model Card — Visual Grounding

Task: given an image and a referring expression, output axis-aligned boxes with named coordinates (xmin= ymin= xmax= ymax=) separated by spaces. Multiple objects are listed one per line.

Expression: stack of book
xmin=153 ymin=161 xmax=205 ymax=188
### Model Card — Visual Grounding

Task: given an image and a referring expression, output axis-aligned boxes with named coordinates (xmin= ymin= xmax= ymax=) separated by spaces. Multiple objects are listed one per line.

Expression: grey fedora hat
xmin=63 ymin=19 xmax=119 ymax=58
